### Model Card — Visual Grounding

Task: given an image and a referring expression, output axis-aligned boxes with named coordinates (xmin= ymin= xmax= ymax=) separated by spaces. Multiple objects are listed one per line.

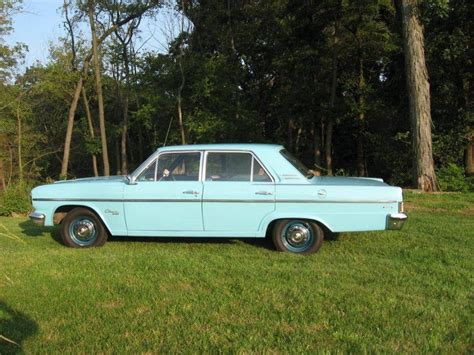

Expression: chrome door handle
xmin=182 ymin=190 xmax=200 ymax=195
xmin=255 ymin=191 xmax=272 ymax=195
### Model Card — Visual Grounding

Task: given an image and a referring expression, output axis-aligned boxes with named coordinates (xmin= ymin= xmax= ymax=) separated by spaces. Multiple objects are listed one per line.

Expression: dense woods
xmin=0 ymin=0 xmax=472 ymax=198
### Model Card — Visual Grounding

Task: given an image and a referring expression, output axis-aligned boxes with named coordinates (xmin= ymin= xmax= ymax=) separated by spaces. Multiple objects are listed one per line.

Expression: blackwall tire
xmin=60 ymin=208 xmax=108 ymax=248
xmin=272 ymin=219 xmax=324 ymax=254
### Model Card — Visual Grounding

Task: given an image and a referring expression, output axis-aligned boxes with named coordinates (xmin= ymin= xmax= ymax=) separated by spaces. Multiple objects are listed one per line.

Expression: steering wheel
xmin=159 ymin=174 xmax=176 ymax=181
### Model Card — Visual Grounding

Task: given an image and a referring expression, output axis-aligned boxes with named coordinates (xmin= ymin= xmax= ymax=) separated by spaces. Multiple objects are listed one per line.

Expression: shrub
xmin=0 ymin=183 xmax=33 ymax=216
xmin=437 ymin=163 xmax=471 ymax=192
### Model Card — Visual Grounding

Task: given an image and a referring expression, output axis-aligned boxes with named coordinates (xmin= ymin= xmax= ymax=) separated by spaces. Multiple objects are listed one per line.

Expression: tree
xmin=87 ymin=0 xmax=110 ymax=176
xmin=60 ymin=0 xmax=160 ymax=178
xmin=400 ymin=0 xmax=438 ymax=191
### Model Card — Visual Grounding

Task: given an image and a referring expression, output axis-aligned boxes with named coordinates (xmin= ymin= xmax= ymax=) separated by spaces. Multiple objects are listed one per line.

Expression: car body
xmin=30 ymin=144 xmax=407 ymax=253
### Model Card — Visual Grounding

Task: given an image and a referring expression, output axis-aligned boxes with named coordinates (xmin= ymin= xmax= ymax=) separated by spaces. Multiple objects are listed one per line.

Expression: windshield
xmin=280 ymin=149 xmax=313 ymax=179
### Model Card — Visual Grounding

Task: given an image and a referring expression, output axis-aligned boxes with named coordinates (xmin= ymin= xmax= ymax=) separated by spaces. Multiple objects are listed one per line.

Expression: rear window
xmin=280 ymin=149 xmax=312 ymax=178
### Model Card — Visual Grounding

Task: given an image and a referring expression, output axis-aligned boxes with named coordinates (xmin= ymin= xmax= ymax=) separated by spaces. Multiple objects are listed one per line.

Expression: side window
xmin=137 ymin=160 xmax=157 ymax=181
xmin=156 ymin=152 xmax=201 ymax=181
xmin=206 ymin=153 xmax=252 ymax=181
xmin=253 ymin=159 xmax=271 ymax=182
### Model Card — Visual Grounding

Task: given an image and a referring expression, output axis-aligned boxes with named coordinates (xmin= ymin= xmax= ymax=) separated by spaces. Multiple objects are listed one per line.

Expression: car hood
xmin=53 ymin=175 xmax=127 ymax=184
xmin=310 ymin=176 xmax=388 ymax=187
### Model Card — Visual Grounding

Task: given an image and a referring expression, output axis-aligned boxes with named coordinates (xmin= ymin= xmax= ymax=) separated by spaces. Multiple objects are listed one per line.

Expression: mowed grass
xmin=0 ymin=192 xmax=473 ymax=353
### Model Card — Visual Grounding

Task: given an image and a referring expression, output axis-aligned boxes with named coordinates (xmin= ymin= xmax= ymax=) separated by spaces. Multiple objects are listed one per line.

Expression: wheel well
xmin=54 ymin=205 xmax=99 ymax=225
xmin=265 ymin=218 xmax=332 ymax=236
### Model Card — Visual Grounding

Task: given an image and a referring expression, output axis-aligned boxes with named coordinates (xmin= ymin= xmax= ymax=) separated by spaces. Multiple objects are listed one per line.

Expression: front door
xmin=202 ymin=151 xmax=275 ymax=233
xmin=124 ymin=151 xmax=203 ymax=232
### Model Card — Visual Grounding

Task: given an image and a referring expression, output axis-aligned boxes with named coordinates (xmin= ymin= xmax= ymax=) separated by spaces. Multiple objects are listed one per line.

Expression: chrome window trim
xmin=250 ymin=156 xmax=255 ymax=182
xmin=203 ymin=150 xmax=275 ymax=183
xmin=133 ymin=150 xmax=204 ymax=182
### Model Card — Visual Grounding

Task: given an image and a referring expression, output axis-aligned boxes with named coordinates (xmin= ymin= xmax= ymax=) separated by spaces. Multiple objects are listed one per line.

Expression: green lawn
xmin=1 ymin=192 xmax=473 ymax=353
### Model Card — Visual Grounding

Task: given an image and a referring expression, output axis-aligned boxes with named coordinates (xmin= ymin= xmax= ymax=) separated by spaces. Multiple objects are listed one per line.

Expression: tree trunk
xmin=357 ymin=57 xmax=366 ymax=177
xmin=466 ymin=130 xmax=474 ymax=176
xmin=464 ymin=79 xmax=473 ymax=176
xmin=138 ymin=126 xmax=144 ymax=163
xmin=16 ymin=104 xmax=22 ymax=183
xmin=400 ymin=0 xmax=437 ymax=191
xmin=115 ymin=139 xmax=120 ymax=175
xmin=61 ymin=74 xmax=84 ymax=179
xmin=287 ymin=118 xmax=295 ymax=152
xmin=312 ymin=121 xmax=322 ymax=176
xmin=325 ymin=20 xmax=338 ymax=176
xmin=88 ymin=2 xmax=110 ymax=176
xmin=0 ymin=159 xmax=4 ymax=189
xmin=119 ymin=44 xmax=131 ymax=175
xmin=177 ymin=0 xmax=187 ymax=145
xmin=0 ymin=135 xmax=5 ymax=189
xmin=81 ymin=87 xmax=99 ymax=176
xmin=121 ymin=93 xmax=129 ymax=174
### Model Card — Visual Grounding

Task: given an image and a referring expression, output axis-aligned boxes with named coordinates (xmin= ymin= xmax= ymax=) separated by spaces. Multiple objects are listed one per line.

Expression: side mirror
xmin=126 ymin=175 xmax=137 ymax=185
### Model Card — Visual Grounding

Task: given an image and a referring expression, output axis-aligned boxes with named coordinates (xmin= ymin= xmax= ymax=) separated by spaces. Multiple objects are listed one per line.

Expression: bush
xmin=437 ymin=163 xmax=471 ymax=192
xmin=0 ymin=183 xmax=33 ymax=216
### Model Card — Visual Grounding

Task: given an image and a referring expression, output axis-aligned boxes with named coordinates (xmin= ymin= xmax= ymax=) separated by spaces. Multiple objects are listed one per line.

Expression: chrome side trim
xmin=29 ymin=211 xmax=45 ymax=226
xmin=33 ymin=198 xmax=201 ymax=203
xmin=387 ymin=213 xmax=408 ymax=230
xmin=32 ymin=198 xmax=397 ymax=204
xmin=276 ymin=199 xmax=398 ymax=203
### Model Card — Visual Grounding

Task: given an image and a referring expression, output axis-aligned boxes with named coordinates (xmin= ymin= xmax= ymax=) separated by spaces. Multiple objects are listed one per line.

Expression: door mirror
xmin=126 ymin=175 xmax=137 ymax=185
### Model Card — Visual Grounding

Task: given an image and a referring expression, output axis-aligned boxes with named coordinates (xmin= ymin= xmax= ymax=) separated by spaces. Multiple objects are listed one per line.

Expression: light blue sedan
xmin=29 ymin=144 xmax=407 ymax=254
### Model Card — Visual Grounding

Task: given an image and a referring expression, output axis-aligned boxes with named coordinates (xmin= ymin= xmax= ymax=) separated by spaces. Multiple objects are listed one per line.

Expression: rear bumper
xmin=29 ymin=211 xmax=45 ymax=226
xmin=386 ymin=213 xmax=408 ymax=230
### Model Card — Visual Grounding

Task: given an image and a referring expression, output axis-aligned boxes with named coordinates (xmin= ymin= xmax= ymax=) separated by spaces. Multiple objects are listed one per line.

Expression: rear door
xmin=202 ymin=151 xmax=275 ymax=233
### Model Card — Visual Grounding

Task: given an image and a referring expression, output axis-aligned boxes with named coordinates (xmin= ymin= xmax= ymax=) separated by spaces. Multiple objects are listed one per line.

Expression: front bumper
xmin=387 ymin=213 xmax=408 ymax=230
xmin=29 ymin=212 xmax=45 ymax=226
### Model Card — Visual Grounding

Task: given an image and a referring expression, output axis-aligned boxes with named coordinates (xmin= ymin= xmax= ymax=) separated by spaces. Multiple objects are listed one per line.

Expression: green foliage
xmin=437 ymin=163 xmax=472 ymax=192
xmin=0 ymin=183 xmax=32 ymax=216
xmin=0 ymin=0 xmax=471 ymax=186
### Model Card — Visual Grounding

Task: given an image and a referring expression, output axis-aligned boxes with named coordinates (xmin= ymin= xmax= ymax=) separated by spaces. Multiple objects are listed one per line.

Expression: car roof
xmin=157 ymin=143 xmax=284 ymax=153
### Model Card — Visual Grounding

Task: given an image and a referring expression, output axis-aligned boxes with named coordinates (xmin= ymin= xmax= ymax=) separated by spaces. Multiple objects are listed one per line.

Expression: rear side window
xmin=280 ymin=149 xmax=312 ymax=178
xmin=206 ymin=153 xmax=252 ymax=181
xmin=253 ymin=160 xmax=271 ymax=182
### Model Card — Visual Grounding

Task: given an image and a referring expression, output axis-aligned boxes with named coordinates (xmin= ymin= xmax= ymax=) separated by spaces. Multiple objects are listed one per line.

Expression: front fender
xmin=32 ymin=200 xmax=127 ymax=236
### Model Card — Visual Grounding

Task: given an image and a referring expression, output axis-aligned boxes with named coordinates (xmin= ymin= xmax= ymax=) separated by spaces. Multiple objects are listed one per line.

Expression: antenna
xmin=163 ymin=114 xmax=174 ymax=147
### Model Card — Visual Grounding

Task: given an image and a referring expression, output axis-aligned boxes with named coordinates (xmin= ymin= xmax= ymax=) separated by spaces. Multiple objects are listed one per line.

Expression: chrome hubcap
xmin=281 ymin=221 xmax=313 ymax=252
xmin=69 ymin=217 xmax=97 ymax=246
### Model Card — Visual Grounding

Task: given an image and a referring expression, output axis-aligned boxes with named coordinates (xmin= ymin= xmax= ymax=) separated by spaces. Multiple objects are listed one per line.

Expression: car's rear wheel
xmin=272 ymin=219 xmax=324 ymax=254
xmin=60 ymin=208 xmax=108 ymax=248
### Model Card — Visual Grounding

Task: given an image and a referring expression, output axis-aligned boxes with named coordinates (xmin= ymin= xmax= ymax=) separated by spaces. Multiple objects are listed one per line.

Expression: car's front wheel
xmin=272 ymin=219 xmax=324 ymax=254
xmin=60 ymin=208 xmax=108 ymax=248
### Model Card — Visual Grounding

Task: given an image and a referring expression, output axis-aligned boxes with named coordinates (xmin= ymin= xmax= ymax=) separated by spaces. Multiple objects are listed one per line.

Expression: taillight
xmin=399 ymin=202 xmax=404 ymax=213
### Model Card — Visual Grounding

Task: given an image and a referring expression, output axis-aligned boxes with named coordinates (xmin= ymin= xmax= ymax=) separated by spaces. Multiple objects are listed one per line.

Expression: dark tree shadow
xmin=0 ymin=300 xmax=38 ymax=354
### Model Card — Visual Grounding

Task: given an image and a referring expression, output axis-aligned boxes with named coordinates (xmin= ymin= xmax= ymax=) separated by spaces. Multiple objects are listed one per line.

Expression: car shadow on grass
xmin=108 ymin=235 xmax=277 ymax=251
xmin=0 ymin=300 xmax=38 ymax=354
xmin=18 ymin=220 xmax=54 ymax=238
